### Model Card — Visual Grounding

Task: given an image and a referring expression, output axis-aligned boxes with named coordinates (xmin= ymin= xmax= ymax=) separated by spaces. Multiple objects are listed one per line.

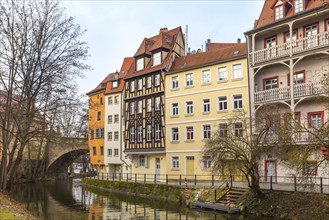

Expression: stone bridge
xmin=47 ymin=137 xmax=89 ymax=175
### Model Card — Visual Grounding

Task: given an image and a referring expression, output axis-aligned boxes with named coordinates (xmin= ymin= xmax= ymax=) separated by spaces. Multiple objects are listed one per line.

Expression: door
xmin=186 ymin=156 xmax=195 ymax=177
xmin=155 ymin=158 xmax=160 ymax=181
xmin=305 ymin=24 xmax=318 ymax=49
xmin=265 ymin=37 xmax=276 ymax=59
xmin=265 ymin=160 xmax=276 ymax=182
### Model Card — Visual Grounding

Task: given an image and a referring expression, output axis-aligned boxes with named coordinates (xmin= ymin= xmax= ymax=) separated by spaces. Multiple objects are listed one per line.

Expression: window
xmin=218 ymin=123 xmax=228 ymax=138
xmin=100 ymin=146 xmax=104 ymax=156
xmin=146 ymin=125 xmax=152 ymax=141
xmin=218 ymin=96 xmax=228 ymax=111
xmin=275 ymin=6 xmax=284 ymax=20
xmin=146 ymin=98 xmax=152 ymax=112
xmin=112 ymin=81 xmax=118 ymax=88
xmin=114 ymin=114 xmax=119 ymax=123
xmin=146 ymin=76 xmax=152 ymax=88
xmin=232 ymin=64 xmax=242 ymax=79
xmin=234 ymin=123 xmax=243 ymax=137
xmin=90 ymin=130 xmax=94 ymax=139
xmin=97 ymin=111 xmax=101 ymax=120
xmin=172 ymin=76 xmax=179 ymax=89
xmin=285 ymin=30 xmax=297 ymax=48
xmin=114 ymin=95 xmax=119 ymax=104
xmin=288 ymin=71 xmax=305 ymax=86
xmin=186 ymin=126 xmax=194 ymax=140
xmin=218 ymin=67 xmax=227 ymax=81
xmin=108 ymin=115 xmax=112 ymax=124
xmin=136 ymin=58 xmax=144 ymax=71
xmin=108 ymin=97 xmax=113 ymax=105
xmin=203 ymin=99 xmax=210 ymax=113
xmin=202 ymin=70 xmax=211 ymax=84
xmin=155 ymin=124 xmax=160 ymax=141
xmin=100 ymin=128 xmax=104 ymax=138
xmin=233 ymin=94 xmax=243 ymax=109
xmin=264 ymin=77 xmax=278 ymax=90
xmin=294 ymin=0 xmax=303 ymax=14
xmin=171 ymin=127 xmax=179 ymax=141
xmin=155 ymin=74 xmax=160 ymax=86
xmin=130 ymin=127 xmax=135 ymax=142
xmin=305 ymin=24 xmax=318 ymax=48
xmin=203 ymin=125 xmax=211 ymax=139
xmin=138 ymin=79 xmax=143 ymax=90
xmin=107 ymin=132 xmax=112 ymax=141
xmin=153 ymin=52 xmax=161 ymax=66
xmin=114 ymin=149 xmax=119 ymax=157
xmin=308 ymin=112 xmax=323 ymax=129
xmin=108 ymin=149 xmax=112 ymax=156
xmin=265 ymin=36 xmax=277 ymax=58
xmin=139 ymin=155 xmax=145 ymax=167
xmin=137 ymin=126 xmax=142 ymax=142
xmin=185 ymin=73 xmax=193 ymax=87
xmin=155 ymin=97 xmax=160 ymax=111
xmin=92 ymin=146 xmax=96 ymax=156
xmin=130 ymin=81 xmax=135 ymax=92
xmin=114 ymin=131 xmax=119 ymax=141
xmin=186 ymin=101 xmax=193 ymax=114
xmin=202 ymin=156 xmax=211 ymax=169
xmin=100 ymin=97 xmax=103 ymax=105
xmin=138 ymin=100 xmax=143 ymax=114
xmin=171 ymin=156 xmax=179 ymax=169
xmin=172 ymin=103 xmax=178 ymax=116
xmin=96 ymin=128 xmax=102 ymax=138
xmin=130 ymin=102 xmax=135 ymax=115
xmin=303 ymin=161 xmax=317 ymax=176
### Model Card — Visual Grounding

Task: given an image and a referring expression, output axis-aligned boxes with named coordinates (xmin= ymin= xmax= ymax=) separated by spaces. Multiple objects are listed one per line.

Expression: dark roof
xmin=169 ymin=43 xmax=246 ymax=74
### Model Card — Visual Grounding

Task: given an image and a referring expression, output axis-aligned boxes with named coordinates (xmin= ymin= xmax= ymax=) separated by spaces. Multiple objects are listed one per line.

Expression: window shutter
xmin=145 ymin=156 xmax=148 ymax=168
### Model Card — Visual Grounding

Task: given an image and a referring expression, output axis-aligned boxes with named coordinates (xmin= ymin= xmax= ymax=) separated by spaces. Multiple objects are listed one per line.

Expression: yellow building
xmin=87 ymin=78 xmax=107 ymax=173
xmin=165 ymin=43 xmax=249 ymax=179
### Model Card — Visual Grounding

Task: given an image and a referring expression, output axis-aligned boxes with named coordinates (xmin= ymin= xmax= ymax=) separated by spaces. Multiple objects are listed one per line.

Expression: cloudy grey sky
xmin=59 ymin=0 xmax=264 ymax=95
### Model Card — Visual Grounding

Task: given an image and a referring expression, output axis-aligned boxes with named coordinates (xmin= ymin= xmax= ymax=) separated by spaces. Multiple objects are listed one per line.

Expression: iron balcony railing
xmin=254 ymin=81 xmax=324 ymax=104
xmin=250 ymin=31 xmax=329 ymax=64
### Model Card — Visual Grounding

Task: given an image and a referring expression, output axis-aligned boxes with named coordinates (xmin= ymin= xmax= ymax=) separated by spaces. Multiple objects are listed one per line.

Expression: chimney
xmin=237 ymin=38 xmax=241 ymax=44
xmin=207 ymin=39 xmax=211 ymax=44
xmin=159 ymin=27 xmax=168 ymax=33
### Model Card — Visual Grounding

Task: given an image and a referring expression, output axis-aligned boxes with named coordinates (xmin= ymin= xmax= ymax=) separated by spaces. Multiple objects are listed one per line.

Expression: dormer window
xmin=112 ymin=80 xmax=118 ymax=88
xmin=152 ymin=52 xmax=161 ymax=66
xmin=136 ymin=58 xmax=144 ymax=71
xmin=294 ymin=0 xmax=303 ymax=14
xmin=275 ymin=5 xmax=284 ymax=20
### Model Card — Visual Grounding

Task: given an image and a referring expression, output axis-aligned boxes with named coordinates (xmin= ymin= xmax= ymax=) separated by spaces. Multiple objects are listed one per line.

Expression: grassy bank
xmin=0 ymin=191 xmax=38 ymax=220
xmin=244 ymin=190 xmax=329 ymax=220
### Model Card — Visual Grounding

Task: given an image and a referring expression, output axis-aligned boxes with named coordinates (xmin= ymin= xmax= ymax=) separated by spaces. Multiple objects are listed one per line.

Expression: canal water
xmin=9 ymin=178 xmax=248 ymax=220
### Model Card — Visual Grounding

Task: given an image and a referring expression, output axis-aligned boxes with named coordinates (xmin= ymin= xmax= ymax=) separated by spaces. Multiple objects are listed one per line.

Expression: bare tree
xmin=0 ymin=0 xmax=89 ymax=190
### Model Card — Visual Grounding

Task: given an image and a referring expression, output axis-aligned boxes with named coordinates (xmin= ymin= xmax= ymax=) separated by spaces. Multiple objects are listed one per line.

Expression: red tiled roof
xmin=207 ymin=43 xmax=242 ymax=52
xmin=255 ymin=0 xmax=329 ymax=29
xmin=86 ymin=75 xmax=109 ymax=95
xmin=169 ymin=43 xmax=246 ymax=74
xmin=120 ymin=57 xmax=134 ymax=76
xmin=125 ymin=26 xmax=182 ymax=80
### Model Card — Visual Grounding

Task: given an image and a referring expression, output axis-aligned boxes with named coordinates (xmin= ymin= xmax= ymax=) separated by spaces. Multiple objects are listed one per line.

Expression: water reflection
xmin=10 ymin=179 xmax=240 ymax=220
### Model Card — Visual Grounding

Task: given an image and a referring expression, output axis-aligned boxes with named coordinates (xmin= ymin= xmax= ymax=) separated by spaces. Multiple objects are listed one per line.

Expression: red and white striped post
xmin=185 ymin=177 xmax=189 ymax=206
xmin=226 ymin=182 xmax=231 ymax=211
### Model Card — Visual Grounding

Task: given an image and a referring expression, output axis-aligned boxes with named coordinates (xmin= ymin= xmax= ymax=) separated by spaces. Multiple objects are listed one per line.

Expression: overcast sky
xmin=59 ymin=0 xmax=264 ymax=95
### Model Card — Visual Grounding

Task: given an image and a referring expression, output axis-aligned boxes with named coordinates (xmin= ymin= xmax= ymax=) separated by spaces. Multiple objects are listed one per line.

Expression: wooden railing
xmin=254 ymin=81 xmax=324 ymax=104
xmin=250 ymin=31 xmax=329 ymax=64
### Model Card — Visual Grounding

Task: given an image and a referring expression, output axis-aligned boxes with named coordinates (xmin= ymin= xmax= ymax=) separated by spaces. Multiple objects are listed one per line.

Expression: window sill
xmin=185 ymin=140 xmax=195 ymax=143
xmin=184 ymin=85 xmax=194 ymax=89
xmin=202 ymin=112 xmax=210 ymax=115
xmin=201 ymin=82 xmax=212 ymax=86
xmin=201 ymin=139 xmax=210 ymax=142
xmin=217 ymin=80 xmax=228 ymax=84
xmin=185 ymin=114 xmax=194 ymax=117
xmin=171 ymin=168 xmax=180 ymax=171
xmin=231 ymin=78 xmax=243 ymax=81
xmin=217 ymin=110 xmax=228 ymax=113
xmin=171 ymin=88 xmax=180 ymax=91
xmin=170 ymin=115 xmax=180 ymax=118
xmin=232 ymin=109 xmax=243 ymax=112
xmin=170 ymin=141 xmax=180 ymax=144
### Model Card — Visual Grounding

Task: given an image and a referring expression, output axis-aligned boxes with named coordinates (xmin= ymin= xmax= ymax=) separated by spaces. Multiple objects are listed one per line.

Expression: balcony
xmin=254 ymin=81 xmax=324 ymax=104
xmin=250 ymin=31 xmax=329 ymax=65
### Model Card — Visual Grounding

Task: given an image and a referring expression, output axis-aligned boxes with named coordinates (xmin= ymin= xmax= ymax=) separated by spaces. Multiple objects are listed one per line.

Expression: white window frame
xmin=155 ymin=124 xmax=160 ymax=141
xmin=171 ymin=156 xmax=180 ymax=169
xmin=146 ymin=76 xmax=152 ymax=88
xmin=146 ymin=125 xmax=152 ymax=141
xmin=136 ymin=58 xmax=144 ymax=71
xmin=186 ymin=126 xmax=194 ymax=140
xmin=138 ymin=79 xmax=143 ymax=90
xmin=172 ymin=103 xmax=178 ymax=116
xmin=139 ymin=155 xmax=145 ymax=167
xmin=114 ymin=95 xmax=119 ymax=104
xmin=218 ymin=66 xmax=228 ymax=81
xmin=112 ymin=81 xmax=118 ymax=88
xmin=114 ymin=131 xmax=119 ymax=141
xmin=285 ymin=30 xmax=297 ymax=48
xmin=137 ymin=126 xmax=142 ymax=142
xmin=155 ymin=74 xmax=160 ymax=86
xmin=203 ymin=99 xmax=210 ymax=113
xmin=147 ymin=98 xmax=152 ymax=112
xmin=153 ymin=52 xmax=161 ymax=66
xmin=202 ymin=69 xmax=211 ymax=84
xmin=203 ymin=124 xmax=211 ymax=139
xmin=171 ymin=127 xmax=179 ymax=141
xmin=130 ymin=81 xmax=135 ymax=92
xmin=275 ymin=5 xmax=284 ymax=21
xmin=130 ymin=102 xmax=135 ymax=115
xmin=108 ymin=115 xmax=113 ymax=124
xmin=130 ymin=127 xmax=135 ymax=142
xmin=294 ymin=0 xmax=303 ymax=14
xmin=108 ymin=132 xmax=112 ymax=141
xmin=114 ymin=149 xmax=119 ymax=157
xmin=202 ymin=156 xmax=211 ymax=169
xmin=218 ymin=123 xmax=228 ymax=138
xmin=108 ymin=149 xmax=112 ymax=156
xmin=185 ymin=73 xmax=193 ymax=87
xmin=138 ymin=100 xmax=143 ymax=114
xmin=108 ymin=97 xmax=113 ymax=105
xmin=232 ymin=64 xmax=242 ymax=79
xmin=218 ymin=96 xmax=228 ymax=111
xmin=171 ymin=76 xmax=179 ymax=89
xmin=186 ymin=101 xmax=193 ymax=114
xmin=155 ymin=97 xmax=160 ymax=111
xmin=114 ymin=114 xmax=119 ymax=123
xmin=234 ymin=122 xmax=243 ymax=138
xmin=233 ymin=94 xmax=243 ymax=110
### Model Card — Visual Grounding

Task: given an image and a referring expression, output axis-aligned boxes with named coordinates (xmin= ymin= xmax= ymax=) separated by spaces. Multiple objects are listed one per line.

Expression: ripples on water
xmin=10 ymin=178 xmax=244 ymax=220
